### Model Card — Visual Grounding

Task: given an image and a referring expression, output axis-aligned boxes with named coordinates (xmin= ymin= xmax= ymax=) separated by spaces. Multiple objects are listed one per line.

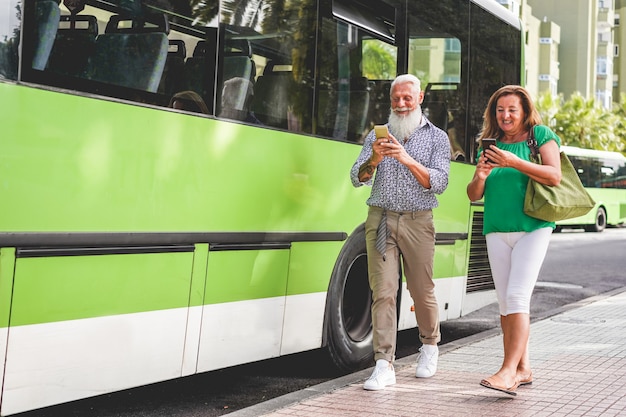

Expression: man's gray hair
xmin=390 ymin=74 xmax=421 ymax=96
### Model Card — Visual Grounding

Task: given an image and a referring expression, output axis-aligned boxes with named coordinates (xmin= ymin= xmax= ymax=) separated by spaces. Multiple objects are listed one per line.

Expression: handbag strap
xmin=526 ymin=125 xmax=540 ymax=162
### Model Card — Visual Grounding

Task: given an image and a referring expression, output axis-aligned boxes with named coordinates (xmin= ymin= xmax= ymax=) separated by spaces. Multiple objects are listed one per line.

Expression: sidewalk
xmin=229 ymin=288 xmax=626 ymax=417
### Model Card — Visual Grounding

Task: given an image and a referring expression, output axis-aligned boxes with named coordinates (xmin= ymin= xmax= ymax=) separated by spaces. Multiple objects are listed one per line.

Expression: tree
xmin=611 ymin=93 xmax=626 ymax=153
xmin=362 ymin=41 xmax=396 ymax=80
xmin=535 ymin=91 xmax=625 ymax=153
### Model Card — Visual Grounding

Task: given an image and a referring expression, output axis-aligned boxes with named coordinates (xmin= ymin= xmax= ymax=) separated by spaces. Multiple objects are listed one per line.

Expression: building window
xmin=598 ymin=31 xmax=611 ymax=43
xmin=615 ymin=44 xmax=620 ymax=57
xmin=597 ymin=57 xmax=607 ymax=76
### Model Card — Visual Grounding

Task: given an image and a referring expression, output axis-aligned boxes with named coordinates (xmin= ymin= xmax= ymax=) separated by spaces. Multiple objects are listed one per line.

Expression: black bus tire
xmin=323 ymin=224 xmax=374 ymax=373
xmin=585 ymin=207 xmax=606 ymax=233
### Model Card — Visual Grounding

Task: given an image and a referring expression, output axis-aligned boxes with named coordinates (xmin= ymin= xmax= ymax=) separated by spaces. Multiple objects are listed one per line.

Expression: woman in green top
xmin=467 ymin=85 xmax=562 ymax=396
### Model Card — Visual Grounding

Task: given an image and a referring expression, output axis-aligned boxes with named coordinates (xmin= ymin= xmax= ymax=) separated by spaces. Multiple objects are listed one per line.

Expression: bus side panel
xmin=433 ymin=162 xmax=477 ymax=320
xmin=0 ymin=83 xmax=370 ymax=236
xmin=182 ymin=244 xmax=209 ymax=376
xmin=1 ymin=251 xmax=194 ymax=415
xmin=280 ymin=241 xmax=343 ymax=355
xmin=197 ymin=249 xmax=289 ymax=372
xmin=0 ymin=248 xmax=17 ymax=411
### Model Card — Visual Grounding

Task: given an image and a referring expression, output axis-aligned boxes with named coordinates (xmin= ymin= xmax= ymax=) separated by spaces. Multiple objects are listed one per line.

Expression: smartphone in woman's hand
xmin=482 ymin=138 xmax=496 ymax=162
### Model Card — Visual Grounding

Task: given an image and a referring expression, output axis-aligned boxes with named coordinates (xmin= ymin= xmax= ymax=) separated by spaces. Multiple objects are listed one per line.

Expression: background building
xmin=614 ymin=0 xmax=626 ymax=101
xmin=497 ymin=0 xmax=618 ymax=108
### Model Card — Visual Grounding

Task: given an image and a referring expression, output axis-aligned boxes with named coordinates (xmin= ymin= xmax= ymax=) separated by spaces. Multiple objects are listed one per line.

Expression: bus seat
xmin=422 ymin=100 xmax=448 ymax=131
xmin=32 ymin=0 xmax=61 ymax=70
xmin=84 ymin=14 xmax=169 ymax=92
xmin=347 ymin=77 xmax=371 ymax=141
xmin=46 ymin=14 xmax=98 ymax=77
xmin=223 ymin=56 xmax=255 ymax=84
xmin=158 ymin=39 xmax=186 ymax=97
xmin=250 ymin=61 xmax=293 ymax=129
xmin=183 ymin=39 xmax=217 ymax=106
xmin=222 ymin=38 xmax=255 ymax=82
xmin=220 ymin=57 xmax=255 ymax=113
xmin=423 ymin=82 xmax=461 ymax=130
xmin=316 ymin=77 xmax=370 ymax=141
xmin=423 ymin=82 xmax=465 ymax=161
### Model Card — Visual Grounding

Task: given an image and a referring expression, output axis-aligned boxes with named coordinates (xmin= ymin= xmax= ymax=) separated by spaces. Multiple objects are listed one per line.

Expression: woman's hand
xmin=467 ymin=152 xmax=494 ymax=201
xmin=483 ymin=146 xmax=519 ymax=168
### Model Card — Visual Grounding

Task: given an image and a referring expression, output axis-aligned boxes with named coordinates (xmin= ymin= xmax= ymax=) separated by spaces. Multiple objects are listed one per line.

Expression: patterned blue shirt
xmin=350 ymin=117 xmax=450 ymax=211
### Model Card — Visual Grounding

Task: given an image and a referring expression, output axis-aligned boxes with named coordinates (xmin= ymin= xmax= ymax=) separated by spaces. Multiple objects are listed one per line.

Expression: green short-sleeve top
xmin=480 ymin=125 xmax=561 ymax=234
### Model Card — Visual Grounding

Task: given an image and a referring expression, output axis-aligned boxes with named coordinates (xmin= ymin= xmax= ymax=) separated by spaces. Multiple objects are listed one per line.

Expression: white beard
xmin=388 ymin=106 xmax=422 ymax=141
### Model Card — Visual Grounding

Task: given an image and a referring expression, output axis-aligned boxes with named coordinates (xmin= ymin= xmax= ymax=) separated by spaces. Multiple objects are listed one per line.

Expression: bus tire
xmin=584 ymin=207 xmax=606 ymax=233
xmin=323 ymin=224 xmax=404 ymax=372
xmin=323 ymin=224 xmax=374 ymax=373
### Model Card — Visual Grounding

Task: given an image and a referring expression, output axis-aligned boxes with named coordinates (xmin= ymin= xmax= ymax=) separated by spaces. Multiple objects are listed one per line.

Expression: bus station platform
xmin=229 ymin=288 xmax=626 ymax=417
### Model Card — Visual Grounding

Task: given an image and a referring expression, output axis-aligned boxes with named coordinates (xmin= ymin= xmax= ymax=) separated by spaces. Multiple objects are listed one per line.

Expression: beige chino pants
xmin=365 ymin=206 xmax=441 ymax=363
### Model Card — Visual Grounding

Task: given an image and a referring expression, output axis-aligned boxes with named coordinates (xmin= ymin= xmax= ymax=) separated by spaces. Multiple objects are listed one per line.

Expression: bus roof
xmin=472 ymin=0 xmax=522 ymax=30
xmin=561 ymin=145 xmax=626 ymax=161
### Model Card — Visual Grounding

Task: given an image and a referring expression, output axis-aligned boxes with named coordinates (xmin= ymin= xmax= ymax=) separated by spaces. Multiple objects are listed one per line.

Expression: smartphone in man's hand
xmin=374 ymin=125 xmax=390 ymax=142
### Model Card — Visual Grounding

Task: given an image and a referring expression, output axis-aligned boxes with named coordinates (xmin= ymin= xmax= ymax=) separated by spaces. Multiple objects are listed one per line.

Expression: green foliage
xmin=362 ymin=40 xmax=396 ymax=80
xmin=535 ymin=90 xmax=626 ymax=154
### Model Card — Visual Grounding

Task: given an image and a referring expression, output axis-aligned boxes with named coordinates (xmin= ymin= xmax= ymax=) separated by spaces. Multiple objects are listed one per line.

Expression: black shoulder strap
xmin=526 ymin=125 xmax=539 ymax=159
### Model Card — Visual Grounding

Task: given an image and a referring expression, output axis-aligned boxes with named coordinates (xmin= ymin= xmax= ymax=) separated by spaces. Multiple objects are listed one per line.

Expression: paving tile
xmin=234 ymin=290 xmax=626 ymax=417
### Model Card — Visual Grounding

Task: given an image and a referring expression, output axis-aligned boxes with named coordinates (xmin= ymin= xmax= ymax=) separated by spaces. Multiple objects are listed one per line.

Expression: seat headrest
xmin=105 ymin=13 xmax=169 ymax=35
xmin=263 ymin=61 xmax=292 ymax=75
xmin=224 ymin=39 xmax=251 ymax=57
xmin=58 ymin=14 xmax=98 ymax=37
xmin=192 ymin=40 xmax=207 ymax=57
xmin=168 ymin=39 xmax=186 ymax=58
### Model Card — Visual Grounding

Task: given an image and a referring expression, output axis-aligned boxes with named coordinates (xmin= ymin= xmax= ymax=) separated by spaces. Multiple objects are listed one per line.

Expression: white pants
xmin=486 ymin=228 xmax=552 ymax=315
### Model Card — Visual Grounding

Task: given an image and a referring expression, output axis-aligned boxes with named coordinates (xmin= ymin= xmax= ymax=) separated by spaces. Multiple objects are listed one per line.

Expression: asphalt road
xmin=16 ymin=227 xmax=626 ymax=417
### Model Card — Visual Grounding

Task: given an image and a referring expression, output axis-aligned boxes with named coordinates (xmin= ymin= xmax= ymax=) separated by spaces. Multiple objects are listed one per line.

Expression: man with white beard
xmin=350 ymin=74 xmax=451 ymax=391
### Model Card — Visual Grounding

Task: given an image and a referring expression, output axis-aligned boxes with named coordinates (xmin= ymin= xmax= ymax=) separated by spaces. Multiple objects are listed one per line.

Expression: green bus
xmin=0 ymin=0 xmax=523 ymax=414
xmin=556 ymin=146 xmax=626 ymax=232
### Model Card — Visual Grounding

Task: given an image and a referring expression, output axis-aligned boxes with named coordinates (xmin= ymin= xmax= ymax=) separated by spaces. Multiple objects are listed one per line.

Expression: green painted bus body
xmin=0 ymin=83 xmax=473 ymax=328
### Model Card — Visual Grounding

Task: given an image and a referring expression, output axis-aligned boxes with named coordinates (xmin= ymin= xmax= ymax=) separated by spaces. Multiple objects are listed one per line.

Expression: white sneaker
xmin=415 ymin=344 xmax=438 ymax=378
xmin=363 ymin=359 xmax=396 ymax=390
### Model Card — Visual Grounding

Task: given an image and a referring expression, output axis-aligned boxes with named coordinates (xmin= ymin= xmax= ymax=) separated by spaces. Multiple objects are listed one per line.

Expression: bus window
xmin=467 ymin=1 xmax=523 ymax=161
xmin=407 ymin=0 xmax=468 ymax=161
xmin=313 ymin=0 xmax=397 ymax=143
xmin=218 ymin=0 xmax=316 ymax=133
xmin=21 ymin=0 xmax=218 ymax=111
xmin=0 ymin=0 xmax=20 ymax=80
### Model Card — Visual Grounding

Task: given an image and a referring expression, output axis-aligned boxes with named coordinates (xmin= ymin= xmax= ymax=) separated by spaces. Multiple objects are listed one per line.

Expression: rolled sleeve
xmin=350 ymin=131 xmax=376 ymax=187
xmin=426 ymin=131 xmax=450 ymax=194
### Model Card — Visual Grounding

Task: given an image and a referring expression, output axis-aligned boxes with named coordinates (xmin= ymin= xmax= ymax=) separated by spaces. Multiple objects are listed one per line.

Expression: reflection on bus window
xmin=407 ymin=10 xmax=465 ymax=161
xmin=21 ymin=0 xmax=218 ymax=110
xmin=0 ymin=0 xmax=20 ymax=80
xmin=18 ymin=0 xmax=521 ymax=151
xmin=219 ymin=0 xmax=317 ymax=134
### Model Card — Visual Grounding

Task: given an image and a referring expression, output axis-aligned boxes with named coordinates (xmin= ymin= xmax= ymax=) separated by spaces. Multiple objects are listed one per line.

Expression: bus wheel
xmin=585 ymin=207 xmax=606 ymax=233
xmin=324 ymin=225 xmax=373 ymax=373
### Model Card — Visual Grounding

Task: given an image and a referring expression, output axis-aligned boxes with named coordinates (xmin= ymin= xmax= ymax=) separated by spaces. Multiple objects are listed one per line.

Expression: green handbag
xmin=523 ymin=127 xmax=596 ymax=222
